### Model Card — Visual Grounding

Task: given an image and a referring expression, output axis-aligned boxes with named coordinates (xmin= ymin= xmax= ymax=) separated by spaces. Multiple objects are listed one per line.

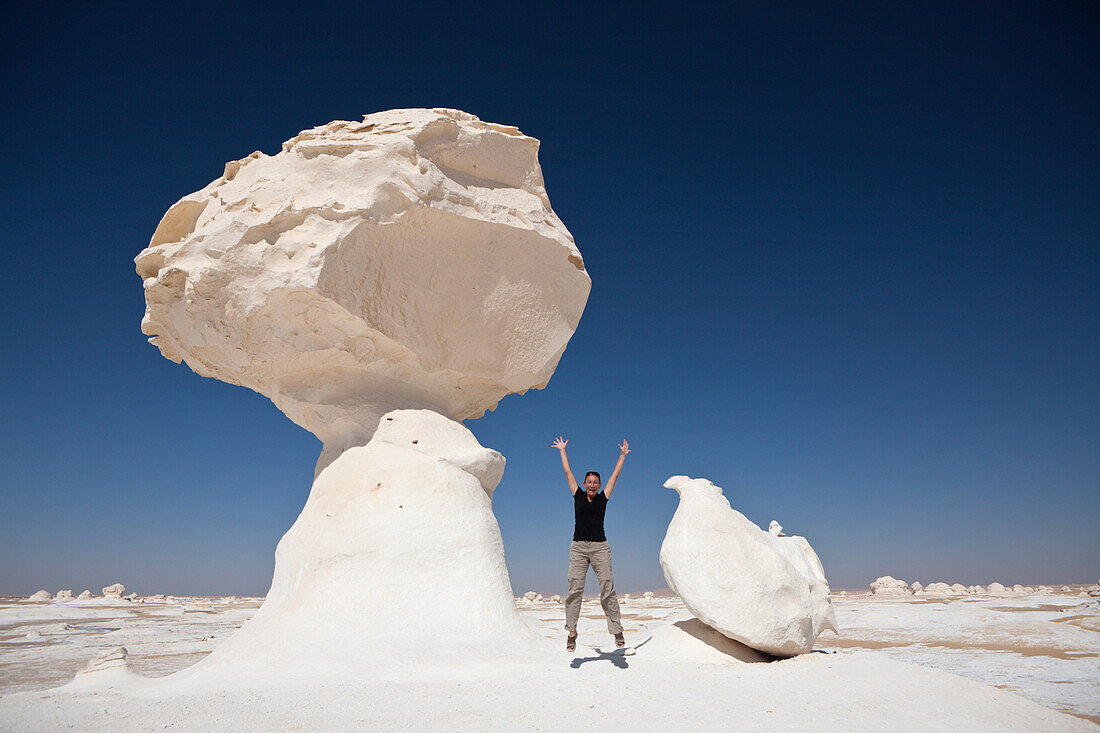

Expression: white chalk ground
xmin=1 ymin=589 xmax=1096 ymax=731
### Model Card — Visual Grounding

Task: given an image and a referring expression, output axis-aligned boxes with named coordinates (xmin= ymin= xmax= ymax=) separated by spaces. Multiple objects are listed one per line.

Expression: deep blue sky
xmin=2 ymin=2 xmax=1096 ymax=595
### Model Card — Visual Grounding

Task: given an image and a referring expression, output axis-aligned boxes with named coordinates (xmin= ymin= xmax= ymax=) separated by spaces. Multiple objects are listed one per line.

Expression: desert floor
xmin=0 ymin=588 xmax=1096 ymax=731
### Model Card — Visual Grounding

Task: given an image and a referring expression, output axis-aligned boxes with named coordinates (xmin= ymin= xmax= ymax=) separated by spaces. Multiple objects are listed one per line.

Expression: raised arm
xmin=552 ymin=436 xmax=579 ymax=495
xmin=603 ymin=439 xmax=630 ymax=498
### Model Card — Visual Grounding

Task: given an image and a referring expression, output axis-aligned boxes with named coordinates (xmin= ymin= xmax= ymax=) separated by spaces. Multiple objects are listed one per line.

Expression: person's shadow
xmin=569 ymin=637 xmax=650 ymax=669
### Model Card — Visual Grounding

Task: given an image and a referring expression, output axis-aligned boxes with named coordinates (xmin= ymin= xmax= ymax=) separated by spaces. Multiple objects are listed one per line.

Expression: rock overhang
xmin=137 ymin=108 xmax=590 ymax=457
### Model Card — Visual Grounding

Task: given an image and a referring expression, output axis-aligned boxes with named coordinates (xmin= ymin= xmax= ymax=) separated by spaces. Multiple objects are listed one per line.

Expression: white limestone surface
xmin=136 ymin=108 xmax=590 ymax=476
xmin=1 ymin=590 xmax=1096 ymax=730
xmin=659 ymin=476 xmax=837 ymax=657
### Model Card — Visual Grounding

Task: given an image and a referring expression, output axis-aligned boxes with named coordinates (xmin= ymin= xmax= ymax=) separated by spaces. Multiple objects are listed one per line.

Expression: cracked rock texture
xmin=136 ymin=108 xmax=589 ymax=474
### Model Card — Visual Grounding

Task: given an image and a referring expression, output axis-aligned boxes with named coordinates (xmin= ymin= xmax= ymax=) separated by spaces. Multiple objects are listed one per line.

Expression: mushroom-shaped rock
xmin=102 ymin=584 xmax=125 ymax=598
xmin=659 ymin=476 xmax=837 ymax=657
xmin=130 ymin=111 xmax=588 ymax=689
xmin=136 ymin=108 xmax=590 ymax=477
xmin=870 ymin=576 xmax=913 ymax=597
xmin=28 ymin=590 xmax=51 ymax=601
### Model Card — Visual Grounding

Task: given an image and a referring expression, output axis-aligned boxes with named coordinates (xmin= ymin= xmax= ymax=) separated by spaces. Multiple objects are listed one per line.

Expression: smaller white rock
xmin=987 ymin=582 xmax=1007 ymax=594
xmin=102 ymin=583 xmax=125 ymax=598
xmin=77 ymin=590 xmax=93 ymax=600
xmin=523 ymin=591 xmax=538 ymax=602
xmin=643 ymin=591 xmax=655 ymax=600
xmin=28 ymin=590 xmax=52 ymax=601
xmin=950 ymin=583 xmax=967 ymax=593
xmin=768 ymin=520 xmax=784 ymax=536
xmin=64 ymin=646 xmax=143 ymax=690
xmin=55 ymin=589 xmax=74 ymax=600
xmin=910 ymin=581 xmax=923 ymax=593
xmin=550 ymin=594 xmax=561 ymax=603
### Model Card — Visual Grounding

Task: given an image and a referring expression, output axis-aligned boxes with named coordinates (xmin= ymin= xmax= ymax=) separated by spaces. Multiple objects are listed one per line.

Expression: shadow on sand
xmin=569 ymin=637 xmax=649 ymax=669
xmin=570 ymin=648 xmax=630 ymax=669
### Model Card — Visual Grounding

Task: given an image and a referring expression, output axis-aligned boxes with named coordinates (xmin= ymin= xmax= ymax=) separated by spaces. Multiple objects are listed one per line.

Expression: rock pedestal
xmin=173 ymin=410 xmax=539 ymax=686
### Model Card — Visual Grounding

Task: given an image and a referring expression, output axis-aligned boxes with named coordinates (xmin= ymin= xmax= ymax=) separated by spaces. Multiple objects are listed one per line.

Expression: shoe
xmin=566 ymin=634 xmax=577 ymax=652
xmin=614 ymin=633 xmax=625 ymax=648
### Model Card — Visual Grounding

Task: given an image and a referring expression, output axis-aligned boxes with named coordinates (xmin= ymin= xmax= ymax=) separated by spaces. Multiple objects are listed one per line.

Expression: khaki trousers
xmin=565 ymin=540 xmax=623 ymax=634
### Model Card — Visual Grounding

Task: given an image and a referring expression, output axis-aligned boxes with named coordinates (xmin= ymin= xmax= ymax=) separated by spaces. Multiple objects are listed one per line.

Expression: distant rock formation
xmin=870 ymin=577 xmax=913 ymax=597
xmin=102 ymin=584 xmax=125 ymax=598
xmin=76 ymin=590 xmax=93 ymax=600
xmin=987 ymin=582 xmax=1007 ymax=593
xmin=660 ymin=476 xmax=837 ymax=657
xmin=28 ymin=590 xmax=52 ymax=601
xmin=924 ymin=582 xmax=953 ymax=594
xmin=910 ymin=581 xmax=924 ymax=593
xmin=55 ymin=589 xmax=73 ymax=600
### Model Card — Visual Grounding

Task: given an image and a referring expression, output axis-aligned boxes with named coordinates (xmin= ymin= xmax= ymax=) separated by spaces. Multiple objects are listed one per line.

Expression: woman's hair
xmin=584 ymin=471 xmax=601 ymax=482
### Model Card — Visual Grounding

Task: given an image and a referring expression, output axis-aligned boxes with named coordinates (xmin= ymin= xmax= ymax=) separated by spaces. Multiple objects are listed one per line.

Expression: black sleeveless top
xmin=573 ymin=488 xmax=608 ymax=542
